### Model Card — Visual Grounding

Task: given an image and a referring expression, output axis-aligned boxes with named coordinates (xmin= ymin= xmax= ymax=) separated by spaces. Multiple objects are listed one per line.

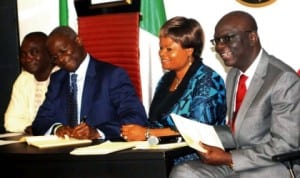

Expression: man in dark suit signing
xmin=170 ymin=10 xmax=300 ymax=178
xmin=32 ymin=26 xmax=147 ymax=140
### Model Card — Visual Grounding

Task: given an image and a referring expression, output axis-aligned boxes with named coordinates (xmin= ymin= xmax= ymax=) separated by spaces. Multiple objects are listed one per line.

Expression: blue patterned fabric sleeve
xmin=152 ymin=64 xmax=226 ymax=129
xmin=148 ymin=62 xmax=227 ymax=165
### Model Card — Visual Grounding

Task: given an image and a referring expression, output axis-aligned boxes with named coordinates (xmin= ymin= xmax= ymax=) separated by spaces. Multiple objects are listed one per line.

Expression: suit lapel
xmin=60 ymin=71 xmax=71 ymax=121
xmin=235 ymin=50 xmax=269 ymax=135
xmin=226 ymin=69 xmax=239 ymax=121
xmin=80 ymin=57 xmax=97 ymax=119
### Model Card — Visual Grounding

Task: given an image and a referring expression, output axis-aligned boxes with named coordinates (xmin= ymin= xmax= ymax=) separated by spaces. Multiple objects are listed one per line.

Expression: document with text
xmin=170 ymin=113 xmax=224 ymax=153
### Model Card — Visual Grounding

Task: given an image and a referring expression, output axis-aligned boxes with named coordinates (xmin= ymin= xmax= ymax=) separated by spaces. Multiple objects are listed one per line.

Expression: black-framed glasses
xmin=210 ymin=30 xmax=253 ymax=46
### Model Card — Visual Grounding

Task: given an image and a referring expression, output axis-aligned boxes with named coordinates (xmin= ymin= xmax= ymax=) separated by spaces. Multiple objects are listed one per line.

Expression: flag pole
xmin=59 ymin=0 xmax=69 ymax=26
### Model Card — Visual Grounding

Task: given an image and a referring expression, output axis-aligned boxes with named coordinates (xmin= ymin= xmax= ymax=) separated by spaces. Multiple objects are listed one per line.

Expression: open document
xmin=70 ymin=141 xmax=189 ymax=155
xmin=170 ymin=113 xmax=224 ymax=153
xmin=23 ymin=135 xmax=92 ymax=149
xmin=70 ymin=141 xmax=144 ymax=155
xmin=0 ymin=132 xmax=23 ymax=138
xmin=0 ymin=132 xmax=23 ymax=146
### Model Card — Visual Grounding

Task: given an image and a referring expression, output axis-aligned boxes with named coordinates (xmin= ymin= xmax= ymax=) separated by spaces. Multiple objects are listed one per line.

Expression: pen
xmin=64 ymin=134 xmax=70 ymax=140
xmin=81 ymin=116 xmax=87 ymax=124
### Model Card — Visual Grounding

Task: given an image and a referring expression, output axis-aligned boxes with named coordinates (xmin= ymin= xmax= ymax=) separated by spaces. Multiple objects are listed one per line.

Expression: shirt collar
xmin=70 ymin=54 xmax=90 ymax=80
xmin=240 ymin=49 xmax=262 ymax=78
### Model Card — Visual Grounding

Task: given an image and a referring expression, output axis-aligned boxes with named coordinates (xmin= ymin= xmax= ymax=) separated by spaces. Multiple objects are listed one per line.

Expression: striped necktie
xmin=69 ymin=73 xmax=78 ymax=127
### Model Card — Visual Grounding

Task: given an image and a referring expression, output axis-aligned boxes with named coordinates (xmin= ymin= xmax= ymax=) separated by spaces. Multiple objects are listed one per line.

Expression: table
xmin=0 ymin=139 xmax=194 ymax=178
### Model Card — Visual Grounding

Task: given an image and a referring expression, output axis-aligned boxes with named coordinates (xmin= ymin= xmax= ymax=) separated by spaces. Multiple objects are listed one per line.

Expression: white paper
xmin=134 ymin=142 xmax=188 ymax=150
xmin=23 ymin=135 xmax=92 ymax=149
xmin=0 ymin=140 xmax=21 ymax=146
xmin=170 ymin=113 xmax=224 ymax=153
xmin=0 ymin=132 xmax=24 ymax=145
xmin=70 ymin=141 xmax=145 ymax=155
xmin=0 ymin=132 xmax=23 ymax=138
xmin=70 ymin=140 xmax=188 ymax=155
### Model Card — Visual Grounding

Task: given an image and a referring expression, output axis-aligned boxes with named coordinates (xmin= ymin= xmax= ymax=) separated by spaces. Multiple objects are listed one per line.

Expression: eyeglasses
xmin=210 ymin=31 xmax=253 ymax=46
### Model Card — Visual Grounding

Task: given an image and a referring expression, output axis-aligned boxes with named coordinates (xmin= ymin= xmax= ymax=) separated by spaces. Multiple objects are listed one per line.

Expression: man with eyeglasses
xmin=170 ymin=10 xmax=300 ymax=178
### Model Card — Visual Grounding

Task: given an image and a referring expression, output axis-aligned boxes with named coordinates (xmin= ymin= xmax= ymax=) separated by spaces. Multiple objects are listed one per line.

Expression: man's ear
xmin=75 ymin=36 xmax=82 ymax=45
xmin=249 ymin=31 xmax=258 ymax=44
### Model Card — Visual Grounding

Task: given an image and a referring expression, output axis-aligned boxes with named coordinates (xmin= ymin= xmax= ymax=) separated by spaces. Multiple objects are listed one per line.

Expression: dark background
xmin=0 ymin=0 xmax=20 ymax=133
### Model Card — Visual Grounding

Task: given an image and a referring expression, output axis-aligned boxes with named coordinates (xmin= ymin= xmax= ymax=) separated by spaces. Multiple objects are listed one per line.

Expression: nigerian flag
xmin=59 ymin=0 xmax=69 ymax=26
xmin=59 ymin=0 xmax=78 ymax=30
xmin=139 ymin=0 xmax=166 ymax=114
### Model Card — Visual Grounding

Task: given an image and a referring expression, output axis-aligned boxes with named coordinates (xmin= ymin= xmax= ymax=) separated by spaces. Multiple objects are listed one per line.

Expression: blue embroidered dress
xmin=148 ymin=58 xmax=227 ymax=165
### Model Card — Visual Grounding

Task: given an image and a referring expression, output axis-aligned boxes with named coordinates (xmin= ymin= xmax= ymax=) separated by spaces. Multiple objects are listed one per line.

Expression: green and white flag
xmin=59 ymin=0 xmax=69 ymax=26
xmin=59 ymin=0 xmax=78 ymax=31
xmin=140 ymin=0 xmax=166 ymax=36
xmin=139 ymin=0 xmax=166 ymax=113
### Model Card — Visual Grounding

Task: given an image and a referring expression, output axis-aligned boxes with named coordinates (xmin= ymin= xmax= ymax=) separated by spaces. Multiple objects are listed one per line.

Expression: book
xmin=0 ymin=140 xmax=21 ymax=146
xmin=0 ymin=132 xmax=23 ymax=138
xmin=23 ymin=135 xmax=92 ymax=149
xmin=170 ymin=113 xmax=224 ymax=153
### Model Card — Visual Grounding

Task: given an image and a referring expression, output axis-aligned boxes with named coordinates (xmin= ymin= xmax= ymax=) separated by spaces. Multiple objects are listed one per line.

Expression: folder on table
xmin=23 ymin=135 xmax=92 ymax=149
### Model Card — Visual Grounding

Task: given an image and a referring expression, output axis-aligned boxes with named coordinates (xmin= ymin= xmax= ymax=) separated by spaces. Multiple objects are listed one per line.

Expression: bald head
xmin=215 ymin=11 xmax=258 ymax=33
xmin=46 ymin=26 xmax=87 ymax=72
xmin=49 ymin=26 xmax=77 ymax=40
xmin=213 ymin=11 xmax=261 ymax=72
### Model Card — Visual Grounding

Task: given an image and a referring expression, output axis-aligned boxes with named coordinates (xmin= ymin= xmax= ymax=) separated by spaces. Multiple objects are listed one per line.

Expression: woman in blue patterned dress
xmin=121 ymin=16 xmax=226 ymax=163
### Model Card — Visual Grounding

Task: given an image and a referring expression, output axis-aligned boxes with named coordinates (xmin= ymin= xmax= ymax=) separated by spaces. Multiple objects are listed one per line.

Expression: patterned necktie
xmin=231 ymin=74 xmax=248 ymax=132
xmin=69 ymin=73 xmax=78 ymax=127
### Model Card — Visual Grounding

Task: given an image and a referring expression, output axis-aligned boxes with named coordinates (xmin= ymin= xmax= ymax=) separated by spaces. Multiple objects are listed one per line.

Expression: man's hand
xmin=55 ymin=125 xmax=73 ymax=138
xmin=198 ymin=142 xmax=233 ymax=166
xmin=24 ymin=126 xmax=33 ymax=135
xmin=71 ymin=123 xmax=100 ymax=140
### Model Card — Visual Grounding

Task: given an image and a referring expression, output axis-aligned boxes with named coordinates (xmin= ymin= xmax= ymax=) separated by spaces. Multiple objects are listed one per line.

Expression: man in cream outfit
xmin=170 ymin=11 xmax=299 ymax=178
xmin=5 ymin=32 xmax=58 ymax=134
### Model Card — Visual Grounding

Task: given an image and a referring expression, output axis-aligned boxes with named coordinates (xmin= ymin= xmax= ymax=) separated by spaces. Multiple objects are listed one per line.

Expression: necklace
xmin=172 ymin=61 xmax=191 ymax=91
xmin=173 ymin=77 xmax=181 ymax=90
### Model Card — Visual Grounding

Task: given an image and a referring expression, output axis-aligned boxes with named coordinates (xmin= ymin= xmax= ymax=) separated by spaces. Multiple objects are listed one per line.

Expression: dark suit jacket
xmin=32 ymin=56 xmax=147 ymax=140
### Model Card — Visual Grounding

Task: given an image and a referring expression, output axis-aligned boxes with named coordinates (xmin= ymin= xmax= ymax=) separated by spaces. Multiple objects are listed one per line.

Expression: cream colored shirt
xmin=4 ymin=68 xmax=59 ymax=133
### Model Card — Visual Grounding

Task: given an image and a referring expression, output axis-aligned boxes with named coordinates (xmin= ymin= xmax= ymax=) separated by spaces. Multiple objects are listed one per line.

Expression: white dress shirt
xmin=4 ymin=67 xmax=59 ymax=133
xmin=234 ymin=49 xmax=262 ymax=110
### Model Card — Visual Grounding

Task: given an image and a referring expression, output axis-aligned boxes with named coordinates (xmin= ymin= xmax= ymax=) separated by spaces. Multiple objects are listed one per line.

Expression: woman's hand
xmin=121 ymin=124 xmax=147 ymax=141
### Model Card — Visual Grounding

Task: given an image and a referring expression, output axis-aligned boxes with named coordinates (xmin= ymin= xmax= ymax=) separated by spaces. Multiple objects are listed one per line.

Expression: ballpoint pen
xmin=81 ymin=115 xmax=87 ymax=124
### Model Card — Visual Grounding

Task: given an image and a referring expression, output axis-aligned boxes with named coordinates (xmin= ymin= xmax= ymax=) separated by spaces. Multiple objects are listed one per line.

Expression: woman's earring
xmin=189 ymin=57 xmax=192 ymax=66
